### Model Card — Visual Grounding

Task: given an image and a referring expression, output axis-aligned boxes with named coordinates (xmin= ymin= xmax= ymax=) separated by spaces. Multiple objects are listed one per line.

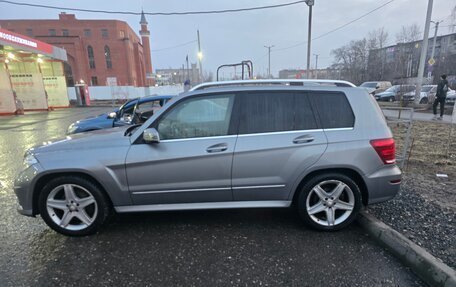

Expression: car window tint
xmin=157 ymin=94 xmax=235 ymax=140
xmin=239 ymin=92 xmax=294 ymax=134
xmin=295 ymin=93 xmax=318 ymax=130
xmin=309 ymin=92 xmax=354 ymax=129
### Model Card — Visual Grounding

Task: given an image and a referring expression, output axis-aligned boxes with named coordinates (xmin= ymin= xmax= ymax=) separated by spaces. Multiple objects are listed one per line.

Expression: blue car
xmin=67 ymin=95 xmax=173 ymax=134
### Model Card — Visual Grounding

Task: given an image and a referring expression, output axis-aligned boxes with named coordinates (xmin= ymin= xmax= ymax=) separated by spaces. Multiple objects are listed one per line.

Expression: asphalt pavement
xmin=382 ymin=107 xmax=455 ymax=123
xmin=0 ymin=107 xmax=424 ymax=286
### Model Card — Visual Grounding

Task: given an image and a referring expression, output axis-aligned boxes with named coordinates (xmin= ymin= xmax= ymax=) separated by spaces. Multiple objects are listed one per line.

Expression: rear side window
xmin=239 ymin=92 xmax=318 ymax=134
xmin=309 ymin=92 xmax=354 ymax=129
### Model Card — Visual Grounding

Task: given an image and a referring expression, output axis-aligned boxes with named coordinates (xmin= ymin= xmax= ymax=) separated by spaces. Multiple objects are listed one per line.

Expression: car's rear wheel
xmin=420 ymin=97 xmax=428 ymax=104
xmin=389 ymin=97 xmax=395 ymax=102
xmin=297 ymin=173 xmax=362 ymax=231
xmin=38 ymin=176 xmax=111 ymax=236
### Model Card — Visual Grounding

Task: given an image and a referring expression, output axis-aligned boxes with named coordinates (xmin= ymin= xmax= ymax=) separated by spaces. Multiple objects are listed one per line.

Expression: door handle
xmin=293 ymin=135 xmax=315 ymax=144
xmin=206 ymin=143 xmax=228 ymax=153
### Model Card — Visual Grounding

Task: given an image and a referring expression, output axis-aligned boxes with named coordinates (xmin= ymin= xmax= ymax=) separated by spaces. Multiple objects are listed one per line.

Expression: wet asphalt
xmin=0 ymin=107 xmax=424 ymax=287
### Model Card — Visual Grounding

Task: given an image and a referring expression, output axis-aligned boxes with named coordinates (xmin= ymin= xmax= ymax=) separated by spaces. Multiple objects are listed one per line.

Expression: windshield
xmin=360 ymin=82 xmax=377 ymax=88
xmin=384 ymin=86 xmax=399 ymax=93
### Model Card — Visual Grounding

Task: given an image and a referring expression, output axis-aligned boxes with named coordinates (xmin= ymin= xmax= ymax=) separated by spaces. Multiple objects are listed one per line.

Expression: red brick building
xmin=0 ymin=12 xmax=154 ymax=87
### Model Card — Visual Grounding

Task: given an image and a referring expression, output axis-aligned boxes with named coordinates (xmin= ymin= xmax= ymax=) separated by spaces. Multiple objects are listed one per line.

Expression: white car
xmin=402 ymin=85 xmax=437 ymax=104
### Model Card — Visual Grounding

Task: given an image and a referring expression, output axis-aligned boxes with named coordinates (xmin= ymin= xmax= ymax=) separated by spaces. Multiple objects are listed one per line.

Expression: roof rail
xmin=190 ymin=79 xmax=356 ymax=91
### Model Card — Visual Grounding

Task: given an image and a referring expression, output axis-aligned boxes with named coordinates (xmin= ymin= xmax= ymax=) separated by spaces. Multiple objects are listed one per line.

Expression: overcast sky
xmin=1 ymin=0 xmax=455 ymax=77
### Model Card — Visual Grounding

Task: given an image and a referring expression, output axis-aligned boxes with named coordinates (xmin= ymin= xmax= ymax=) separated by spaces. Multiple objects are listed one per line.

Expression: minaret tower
xmin=139 ymin=11 xmax=153 ymax=85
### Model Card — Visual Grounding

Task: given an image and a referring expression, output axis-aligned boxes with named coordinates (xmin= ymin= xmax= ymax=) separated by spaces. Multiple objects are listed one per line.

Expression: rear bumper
xmin=364 ymin=164 xmax=401 ymax=205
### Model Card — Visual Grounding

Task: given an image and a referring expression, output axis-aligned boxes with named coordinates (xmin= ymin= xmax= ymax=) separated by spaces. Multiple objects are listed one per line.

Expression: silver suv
xmin=14 ymin=80 xmax=401 ymax=236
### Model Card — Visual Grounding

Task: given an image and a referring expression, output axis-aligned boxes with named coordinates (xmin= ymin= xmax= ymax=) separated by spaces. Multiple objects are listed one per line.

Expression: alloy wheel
xmin=46 ymin=184 xmax=98 ymax=231
xmin=305 ymin=180 xmax=355 ymax=227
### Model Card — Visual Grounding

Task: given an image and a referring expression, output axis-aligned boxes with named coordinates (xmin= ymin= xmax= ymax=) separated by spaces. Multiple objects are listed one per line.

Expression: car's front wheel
xmin=420 ymin=97 xmax=428 ymax=104
xmin=297 ymin=173 xmax=362 ymax=231
xmin=38 ymin=176 xmax=111 ymax=236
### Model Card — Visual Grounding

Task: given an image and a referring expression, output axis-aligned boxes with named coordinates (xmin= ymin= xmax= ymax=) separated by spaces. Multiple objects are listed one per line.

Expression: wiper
xmin=124 ymin=124 xmax=142 ymax=136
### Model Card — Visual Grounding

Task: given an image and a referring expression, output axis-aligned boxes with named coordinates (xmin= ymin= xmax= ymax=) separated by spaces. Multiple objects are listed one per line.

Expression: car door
xmin=125 ymin=93 xmax=238 ymax=205
xmin=231 ymin=91 xmax=327 ymax=201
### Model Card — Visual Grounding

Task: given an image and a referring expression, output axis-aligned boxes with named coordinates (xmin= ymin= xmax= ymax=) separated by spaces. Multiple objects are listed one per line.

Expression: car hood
xmin=31 ymin=126 xmax=131 ymax=154
xmin=376 ymin=91 xmax=394 ymax=97
xmin=71 ymin=113 xmax=114 ymax=128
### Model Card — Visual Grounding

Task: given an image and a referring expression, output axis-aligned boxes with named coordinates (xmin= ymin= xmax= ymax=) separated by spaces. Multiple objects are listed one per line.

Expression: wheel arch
xmin=32 ymin=171 xmax=113 ymax=215
xmin=291 ymin=168 xmax=368 ymax=206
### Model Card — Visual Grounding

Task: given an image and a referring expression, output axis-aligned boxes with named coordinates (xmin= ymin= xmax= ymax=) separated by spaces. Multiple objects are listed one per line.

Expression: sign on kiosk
xmin=0 ymin=28 xmax=53 ymax=55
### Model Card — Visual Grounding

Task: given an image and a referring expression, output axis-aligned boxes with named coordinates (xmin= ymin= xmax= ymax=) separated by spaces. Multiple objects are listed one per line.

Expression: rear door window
xmin=309 ymin=92 xmax=355 ymax=129
xmin=238 ymin=91 xmax=318 ymax=134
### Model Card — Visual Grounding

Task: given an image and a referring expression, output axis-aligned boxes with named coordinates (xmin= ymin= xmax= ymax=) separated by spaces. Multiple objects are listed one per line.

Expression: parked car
xmin=67 ymin=95 xmax=173 ymax=134
xmin=402 ymin=85 xmax=437 ymax=104
xmin=15 ymin=79 xmax=400 ymax=236
xmin=445 ymin=88 xmax=456 ymax=105
xmin=375 ymin=85 xmax=415 ymax=102
xmin=359 ymin=81 xmax=392 ymax=95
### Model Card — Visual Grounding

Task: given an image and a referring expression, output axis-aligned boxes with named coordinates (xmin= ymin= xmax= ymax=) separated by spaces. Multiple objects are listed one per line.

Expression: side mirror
xmin=107 ymin=112 xmax=117 ymax=119
xmin=143 ymin=128 xmax=160 ymax=144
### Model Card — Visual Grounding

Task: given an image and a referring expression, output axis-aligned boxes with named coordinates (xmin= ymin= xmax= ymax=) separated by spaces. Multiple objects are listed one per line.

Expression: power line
xmin=0 ymin=0 xmax=308 ymax=16
xmin=273 ymin=0 xmax=396 ymax=52
xmin=151 ymin=40 xmax=197 ymax=52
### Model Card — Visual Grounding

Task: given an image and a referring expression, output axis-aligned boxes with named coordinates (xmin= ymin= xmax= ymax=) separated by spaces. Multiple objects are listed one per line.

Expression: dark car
xmin=67 ymin=95 xmax=173 ymax=134
xmin=375 ymin=85 xmax=415 ymax=102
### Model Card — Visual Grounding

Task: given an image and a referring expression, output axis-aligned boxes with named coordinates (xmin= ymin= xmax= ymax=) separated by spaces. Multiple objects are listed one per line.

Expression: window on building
xmin=49 ymin=29 xmax=56 ymax=36
xmin=119 ymin=30 xmax=125 ymax=39
xmin=87 ymin=45 xmax=96 ymax=69
xmin=91 ymin=76 xmax=98 ymax=86
xmin=84 ymin=29 xmax=92 ymax=37
xmin=26 ymin=29 xmax=33 ymax=37
xmin=101 ymin=29 xmax=109 ymax=39
xmin=104 ymin=45 xmax=112 ymax=69
xmin=62 ymin=29 xmax=69 ymax=36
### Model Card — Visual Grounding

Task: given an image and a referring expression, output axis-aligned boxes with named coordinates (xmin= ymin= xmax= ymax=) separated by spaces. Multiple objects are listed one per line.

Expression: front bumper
xmin=14 ymin=163 xmax=43 ymax=217
xmin=364 ymin=164 xmax=401 ymax=205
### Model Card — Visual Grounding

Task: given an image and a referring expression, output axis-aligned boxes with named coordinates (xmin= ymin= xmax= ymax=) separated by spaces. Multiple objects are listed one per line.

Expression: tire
xmin=419 ymin=97 xmax=428 ymax=104
xmin=297 ymin=173 xmax=362 ymax=231
xmin=38 ymin=176 xmax=111 ymax=236
xmin=388 ymin=97 xmax=395 ymax=102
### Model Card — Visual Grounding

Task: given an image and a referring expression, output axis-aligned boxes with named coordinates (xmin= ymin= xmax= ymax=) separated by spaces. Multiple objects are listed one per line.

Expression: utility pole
xmin=415 ymin=0 xmax=434 ymax=100
xmin=306 ymin=0 xmax=314 ymax=79
xmin=429 ymin=20 xmax=441 ymax=66
xmin=197 ymin=30 xmax=203 ymax=83
xmin=313 ymin=53 xmax=319 ymax=78
xmin=264 ymin=45 xmax=274 ymax=78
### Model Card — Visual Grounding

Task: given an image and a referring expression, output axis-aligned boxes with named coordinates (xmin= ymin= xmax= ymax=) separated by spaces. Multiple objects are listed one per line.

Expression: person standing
xmin=433 ymin=74 xmax=449 ymax=120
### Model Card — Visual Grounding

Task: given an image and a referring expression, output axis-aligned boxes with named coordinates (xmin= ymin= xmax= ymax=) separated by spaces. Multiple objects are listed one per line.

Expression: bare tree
xmin=331 ymin=39 xmax=369 ymax=84
xmin=368 ymin=27 xmax=389 ymax=50
xmin=396 ymin=24 xmax=421 ymax=43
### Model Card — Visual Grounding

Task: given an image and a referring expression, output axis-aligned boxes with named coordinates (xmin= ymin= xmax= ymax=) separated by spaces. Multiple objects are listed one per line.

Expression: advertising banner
xmin=43 ymin=76 xmax=69 ymax=108
xmin=10 ymin=73 xmax=48 ymax=110
xmin=0 ymin=64 xmax=16 ymax=114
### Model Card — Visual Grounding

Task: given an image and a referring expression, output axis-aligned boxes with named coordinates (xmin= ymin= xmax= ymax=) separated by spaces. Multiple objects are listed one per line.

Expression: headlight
xmin=67 ymin=123 xmax=78 ymax=134
xmin=23 ymin=153 xmax=38 ymax=168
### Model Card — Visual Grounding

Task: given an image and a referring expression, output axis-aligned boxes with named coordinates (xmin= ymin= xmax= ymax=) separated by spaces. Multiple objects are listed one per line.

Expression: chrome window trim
xmin=160 ymin=135 xmax=237 ymax=143
xmin=238 ymin=129 xmax=324 ymax=137
xmin=323 ymin=127 xmax=354 ymax=131
xmin=115 ymin=200 xmax=292 ymax=213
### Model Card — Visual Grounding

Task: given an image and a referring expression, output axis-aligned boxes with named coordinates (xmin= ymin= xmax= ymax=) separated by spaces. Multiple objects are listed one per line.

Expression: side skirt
xmin=115 ymin=200 xmax=292 ymax=213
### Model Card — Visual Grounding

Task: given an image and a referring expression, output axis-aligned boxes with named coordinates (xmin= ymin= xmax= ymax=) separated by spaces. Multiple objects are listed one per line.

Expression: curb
xmin=358 ymin=210 xmax=456 ymax=287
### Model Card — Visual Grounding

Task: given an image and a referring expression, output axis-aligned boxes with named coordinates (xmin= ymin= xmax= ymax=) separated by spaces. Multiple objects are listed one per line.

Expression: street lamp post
xmin=264 ymin=45 xmax=274 ymax=78
xmin=197 ymin=30 xmax=203 ymax=83
xmin=306 ymin=0 xmax=314 ymax=79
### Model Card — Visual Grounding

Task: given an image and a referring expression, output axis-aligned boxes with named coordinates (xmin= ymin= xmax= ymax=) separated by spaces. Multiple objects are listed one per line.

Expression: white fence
xmin=67 ymin=85 xmax=184 ymax=101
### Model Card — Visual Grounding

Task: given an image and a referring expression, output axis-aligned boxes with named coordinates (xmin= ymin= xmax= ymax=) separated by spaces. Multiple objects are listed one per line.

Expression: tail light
xmin=370 ymin=138 xmax=396 ymax=164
